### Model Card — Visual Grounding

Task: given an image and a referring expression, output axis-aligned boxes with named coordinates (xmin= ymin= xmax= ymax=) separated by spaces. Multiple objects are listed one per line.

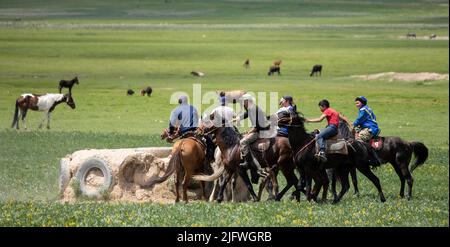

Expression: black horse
xmin=278 ymin=110 xmax=386 ymax=203
xmin=127 ymin=89 xmax=135 ymax=95
xmin=58 ymin=76 xmax=79 ymax=94
xmin=140 ymin=86 xmax=153 ymax=96
xmin=268 ymin=65 xmax=281 ymax=76
xmin=310 ymin=65 xmax=322 ymax=77
xmin=338 ymin=124 xmax=428 ymax=200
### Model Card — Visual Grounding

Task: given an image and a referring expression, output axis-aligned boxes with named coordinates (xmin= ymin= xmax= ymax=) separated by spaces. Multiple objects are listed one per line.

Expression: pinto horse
xmin=338 ymin=124 xmax=428 ymax=200
xmin=278 ymin=110 xmax=386 ymax=203
xmin=12 ymin=93 xmax=75 ymax=130
xmin=58 ymin=76 xmax=79 ymax=94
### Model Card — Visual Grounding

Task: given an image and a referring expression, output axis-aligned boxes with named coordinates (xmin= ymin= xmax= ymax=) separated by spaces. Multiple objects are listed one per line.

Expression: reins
xmin=294 ymin=138 xmax=316 ymax=158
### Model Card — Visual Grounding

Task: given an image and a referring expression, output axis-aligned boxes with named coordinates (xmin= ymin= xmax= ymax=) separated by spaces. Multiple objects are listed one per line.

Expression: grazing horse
xmin=406 ymin=33 xmax=416 ymax=39
xmin=310 ymin=65 xmax=322 ymax=77
xmin=142 ymin=136 xmax=207 ymax=203
xmin=140 ymin=86 xmax=153 ymax=96
xmin=127 ymin=89 xmax=135 ymax=95
xmin=338 ymin=124 xmax=428 ymax=200
xmin=243 ymin=59 xmax=250 ymax=69
xmin=58 ymin=76 xmax=79 ymax=94
xmin=278 ymin=110 xmax=386 ymax=203
xmin=268 ymin=65 xmax=281 ymax=76
xmin=429 ymin=34 xmax=437 ymax=40
xmin=12 ymin=93 xmax=75 ymax=130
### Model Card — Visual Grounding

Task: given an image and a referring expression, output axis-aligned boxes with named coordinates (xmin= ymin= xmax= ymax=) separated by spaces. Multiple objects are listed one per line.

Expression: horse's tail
xmin=142 ymin=149 xmax=181 ymax=188
xmin=11 ymin=99 xmax=19 ymax=128
xmin=192 ymin=162 xmax=225 ymax=182
xmin=410 ymin=142 xmax=429 ymax=173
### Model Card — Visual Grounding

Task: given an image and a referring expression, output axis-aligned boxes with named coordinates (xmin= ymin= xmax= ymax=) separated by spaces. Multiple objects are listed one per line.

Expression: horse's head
xmin=65 ymin=94 xmax=76 ymax=109
xmin=74 ymin=76 xmax=79 ymax=84
xmin=277 ymin=109 xmax=304 ymax=126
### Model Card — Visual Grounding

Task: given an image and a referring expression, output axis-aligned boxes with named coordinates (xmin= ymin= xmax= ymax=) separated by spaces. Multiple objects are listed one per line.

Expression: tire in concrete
xmin=75 ymin=157 xmax=113 ymax=198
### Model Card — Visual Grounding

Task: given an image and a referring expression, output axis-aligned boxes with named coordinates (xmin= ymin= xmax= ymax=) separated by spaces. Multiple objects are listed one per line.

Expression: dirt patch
xmin=352 ymin=72 xmax=449 ymax=82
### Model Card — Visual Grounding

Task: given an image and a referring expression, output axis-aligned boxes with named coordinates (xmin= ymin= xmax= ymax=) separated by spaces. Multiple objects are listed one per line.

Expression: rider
xmin=306 ymin=99 xmax=351 ymax=162
xmin=276 ymin=96 xmax=297 ymax=137
xmin=209 ymin=95 xmax=235 ymax=127
xmin=234 ymin=93 xmax=269 ymax=178
xmin=353 ymin=96 xmax=380 ymax=142
xmin=168 ymin=94 xmax=199 ymax=139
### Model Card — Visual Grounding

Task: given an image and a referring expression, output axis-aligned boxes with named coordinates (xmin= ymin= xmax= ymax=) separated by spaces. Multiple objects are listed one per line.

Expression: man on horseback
xmin=276 ymin=96 xmax=297 ymax=137
xmin=168 ymin=95 xmax=199 ymax=140
xmin=353 ymin=96 xmax=380 ymax=142
xmin=209 ymin=95 xmax=235 ymax=127
xmin=234 ymin=93 xmax=269 ymax=178
xmin=306 ymin=99 xmax=351 ymax=162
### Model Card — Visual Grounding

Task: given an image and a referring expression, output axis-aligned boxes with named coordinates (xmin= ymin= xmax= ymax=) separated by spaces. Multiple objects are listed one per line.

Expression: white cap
xmin=241 ymin=93 xmax=254 ymax=102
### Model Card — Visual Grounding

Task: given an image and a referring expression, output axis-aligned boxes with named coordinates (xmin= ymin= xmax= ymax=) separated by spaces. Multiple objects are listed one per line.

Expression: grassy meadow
xmin=0 ymin=0 xmax=448 ymax=226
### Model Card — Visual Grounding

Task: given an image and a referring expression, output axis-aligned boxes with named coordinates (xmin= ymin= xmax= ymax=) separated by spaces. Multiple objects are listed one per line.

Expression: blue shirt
xmin=353 ymin=105 xmax=379 ymax=135
xmin=169 ymin=103 xmax=199 ymax=134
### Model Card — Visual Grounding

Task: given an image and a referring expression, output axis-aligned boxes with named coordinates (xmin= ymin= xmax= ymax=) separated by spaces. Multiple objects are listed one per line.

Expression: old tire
xmin=75 ymin=157 xmax=113 ymax=198
xmin=59 ymin=158 xmax=70 ymax=196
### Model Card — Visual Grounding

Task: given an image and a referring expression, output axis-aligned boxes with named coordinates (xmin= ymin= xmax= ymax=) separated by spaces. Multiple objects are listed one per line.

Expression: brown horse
xmin=273 ymin=60 xmax=282 ymax=66
xmin=12 ymin=93 xmax=75 ymax=130
xmin=142 ymin=136 xmax=207 ymax=203
xmin=140 ymin=86 xmax=153 ymax=96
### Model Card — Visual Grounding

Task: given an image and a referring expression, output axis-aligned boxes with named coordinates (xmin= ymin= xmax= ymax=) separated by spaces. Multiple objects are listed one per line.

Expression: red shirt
xmin=323 ymin=108 xmax=339 ymax=127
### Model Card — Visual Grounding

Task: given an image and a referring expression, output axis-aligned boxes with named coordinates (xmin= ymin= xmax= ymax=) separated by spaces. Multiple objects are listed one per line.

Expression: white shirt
xmin=210 ymin=106 xmax=235 ymax=127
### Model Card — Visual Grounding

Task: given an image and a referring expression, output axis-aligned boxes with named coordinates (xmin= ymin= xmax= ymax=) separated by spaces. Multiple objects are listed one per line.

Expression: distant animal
xmin=12 ymin=93 xmax=75 ymax=130
xmin=429 ymin=34 xmax=437 ymax=40
xmin=140 ymin=86 xmax=153 ymax=96
xmin=243 ymin=59 xmax=250 ymax=69
xmin=58 ymin=76 xmax=79 ymax=94
xmin=127 ymin=89 xmax=135 ymax=95
xmin=273 ymin=60 xmax=282 ymax=66
xmin=268 ymin=65 xmax=281 ymax=76
xmin=310 ymin=64 xmax=323 ymax=77
xmin=191 ymin=71 xmax=205 ymax=77
xmin=406 ymin=33 xmax=416 ymax=39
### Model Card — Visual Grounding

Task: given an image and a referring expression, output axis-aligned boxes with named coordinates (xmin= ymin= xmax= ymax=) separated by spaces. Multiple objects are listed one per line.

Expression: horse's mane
xmin=219 ymin=127 xmax=240 ymax=147
xmin=338 ymin=119 xmax=354 ymax=140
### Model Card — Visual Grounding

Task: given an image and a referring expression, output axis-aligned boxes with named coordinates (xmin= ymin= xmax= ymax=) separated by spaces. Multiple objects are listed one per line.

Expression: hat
xmin=355 ymin=96 xmax=367 ymax=105
xmin=241 ymin=93 xmax=254 ymax=102
xmin=279 ymin=96 xmax=293 ymax=105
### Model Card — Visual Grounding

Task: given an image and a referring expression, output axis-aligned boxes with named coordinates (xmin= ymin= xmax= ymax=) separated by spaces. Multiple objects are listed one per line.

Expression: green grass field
xmin=0 ymin=0 xmax=448 ymax=226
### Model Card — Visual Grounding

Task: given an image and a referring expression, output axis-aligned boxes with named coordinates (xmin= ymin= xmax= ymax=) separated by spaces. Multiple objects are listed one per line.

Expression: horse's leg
xmin=175 ymin=169 xmax=181 ymax=203
xmin=356 ymin=164 xmax=386 ymax=202
xmin=326 ymin=169 xmax=338 ymax=202
xmin=256 ymin=175 xmax=267 ymax=201
xmin=399 ymin=159 xmax=414 ymax=200
xmin=350 ymin=167 xmax=360 ymax=197
xmin=38 ymin=111 xmax=48 ymax=129
xmin=46 ymin=112 xmax=51 ymax=129
xmin=21 ymin=108 xmax=29 ymax=130
xmin=182 ymin=172 xmax=190 ymax=203
xmin=217 ymin=170 xmax=233 ymax=203
xmin=334 ymin=167 xmax=350 ymax=204
xmin=58 ymin=85 xmax=62 ymax=94
xmin=231 ymin=174 xmax=237 ymax=202
xmin=320 ymin=169 xmax=329 ymax=202
xmin=208 ymin=178 xmax=219 ymax=202
xmin=276 ymin=165 xmax=298 ymax=201
xmin=391 ymin=161 xmax=406 ymax=198
xmin=200 ymin=181 xmax=206 ymax=201
xmin=237 ymin=167 xmax=258 ymax=202
xmin=304 ymin=168 xmax=312 ymax=201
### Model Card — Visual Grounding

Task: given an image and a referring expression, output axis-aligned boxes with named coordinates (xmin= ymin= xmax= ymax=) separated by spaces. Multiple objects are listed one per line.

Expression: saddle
xmin=370 ymin=137 xmax=383 ymax=150
xmin=251 ymin=138 xmax=275 ymax=153
xmin=315 ymin=134 xmax=349 ymax=155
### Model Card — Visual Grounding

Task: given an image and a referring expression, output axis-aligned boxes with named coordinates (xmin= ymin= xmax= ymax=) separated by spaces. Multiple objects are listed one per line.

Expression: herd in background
xmin=406 ymin=32 xmax=438 ymax=39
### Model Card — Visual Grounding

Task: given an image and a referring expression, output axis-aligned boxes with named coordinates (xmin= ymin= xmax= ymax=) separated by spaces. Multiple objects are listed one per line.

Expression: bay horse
xmin=310 ymin=65 xmax=322 ymax=77
xmin=12 ymin=93 xmax=75 ymax=130
xmin=140 ymin=86 xmax=153 ymax=96
xmin=142 ymin=136 xmax=207 ymax=203
xmin=338 ymin=123 xmax=428 ymax=200
xmin=58 ymin=76 xmax=79 ymax=94
xmin=278 ymin=110 xmax=386 ymax=203
xmin=273 ymin=60 xmax=282 ymax=66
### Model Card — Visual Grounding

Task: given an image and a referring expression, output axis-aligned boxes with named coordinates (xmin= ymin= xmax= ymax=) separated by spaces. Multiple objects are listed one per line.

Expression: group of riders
xmin=165 ymin=91 xmax=380 ymax=180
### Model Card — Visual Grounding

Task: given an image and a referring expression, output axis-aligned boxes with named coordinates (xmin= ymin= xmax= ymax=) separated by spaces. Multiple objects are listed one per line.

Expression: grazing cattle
xmin=310 ymin=64 xmax=323 ymax=77
xmin=140 ymin=86 xmax=153 ymax=96
xmin=12 ymin=93 xmax=75 ymax=130
xmin=243 ymin=59 xmax=250 ymax=69
xmin=191 ymin=71 xmax=205 ymax=77
xmin=58 ymin=76 xmax=79 ymax=94
xmin=406 ymin=33 xmax=416 ymax=39
xmin=127 ymin=89 xmax=135 ymax=95
xmin=273 ymin=60 xmax=282 ymax=66
xmin=268 ymin=65 xmax=281 ymax=76
xmin=429 ymin=34 xmax=437 ymax=40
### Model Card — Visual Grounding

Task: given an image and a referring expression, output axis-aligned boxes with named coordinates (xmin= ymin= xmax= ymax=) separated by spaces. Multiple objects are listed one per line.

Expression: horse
xmin=310 ymin=65 xmax=322 ymax=77
xmin=273 ymin=60 xmax=282 ymax=66
xmin=338 ymin=124 xmax=428 ymax=200
xmin=12 ymin=93 xmax=75 ymax=130
xmin=278 ymin=110 xmax=386 ymax=203
xmin=58 ymin=76 xmax=79 ymax=94
xmin=429 ymin=34 xmax=437 ymax=40
xmin=142 ymin=136 xmax=207 ymax=203
xmin=191 ymin=71 xmax=205 ymax=77
xmin=127 ymin=89 xmax=135 ymax=95
xmin=140 ymin=86 xmax=153 ymax=96
xmin=268 ymin=65 xmax=281 ymax=76
xmin=243 ymin=59 xmax=250 ymax=69
xmin=406 ymin=33 xmax=416 ymax=39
